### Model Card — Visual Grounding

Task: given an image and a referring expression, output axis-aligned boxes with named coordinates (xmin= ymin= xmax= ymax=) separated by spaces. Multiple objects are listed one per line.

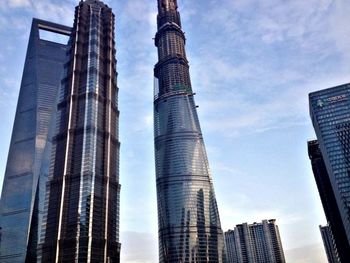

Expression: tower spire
xmin=153 ymin=0 xmax=226 ymax=262
xmin=158 ymin=0 xmax=178 ymax=12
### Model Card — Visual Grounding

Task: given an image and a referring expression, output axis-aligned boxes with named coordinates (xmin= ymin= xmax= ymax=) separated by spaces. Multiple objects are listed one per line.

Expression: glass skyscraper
xmin=224 ymin=220 xmax=286 ymax=263
xmin=153 ymin=0 xmax=226 ymax=262
xmin=319 ymin=225 xmax=340 ymax=263
xmin=309 ymin=84 xmax=350 ymax=263
xmin=40 ymin=1 xmax=120 ymax=262
xmin=307 ymin=140 xmax=350 ymax=261
xmin=0 ymin=19 xmax=71 ymax=262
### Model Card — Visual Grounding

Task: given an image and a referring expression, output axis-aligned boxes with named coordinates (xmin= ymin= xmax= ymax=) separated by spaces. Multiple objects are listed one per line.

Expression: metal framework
xmin=154 ymin=0 xmax=226 ymax=262
xmin=40 ymin=1 xmax=120 ymax=262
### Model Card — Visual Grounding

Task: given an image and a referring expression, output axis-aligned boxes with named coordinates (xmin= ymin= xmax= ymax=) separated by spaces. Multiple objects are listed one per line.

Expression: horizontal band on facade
xmin=154 ymin=90 xmax=193 ymax=102
xmin=7 ymin=172 xmax=32 ymax=180
xmin=155 ymin=132 xmax=203 ymax=142
xmin=155 ymin=24 xmax=185 ymax=45
xmin=0 ymin=253 xmax=24 ymax=260
xmin=13 ymin=136 xmax=35 ymax=145
xmin=50 ymin=174 xmax=120 ymax=187
xmin=1 ymin=208 xmax=29 ymax=216
xmin=19 ymin=107 xmax=35 ymax=114
xmin=159 ymin=226 xmax=224 ymax=233
xmin=54 ymin=129 xmax=120 ymax=144
xmin=156 ymin=176 xmax=212 ymax=184
xmin=57 ymin=92 xmax=119 ymax=112
xmin=154 ymin=54 xmax=189 ymax=71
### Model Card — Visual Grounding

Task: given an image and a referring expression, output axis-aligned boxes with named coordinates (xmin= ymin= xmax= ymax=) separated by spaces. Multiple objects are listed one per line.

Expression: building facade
xmin=309 ymin=84 xmax=350 ymax=262
xmin=153 ymin=0 xmax=226 ymax=262
xmin=224 ymin=220 xmax=286 ymax=263
xmin=40 ymin=0 xmax=120 ymax=262
xmin=307 ymin=140 xmax=350 ymax=261
xmin=319 ymin=225 xmax=340 ymax=263
xmin=0 ymin=19 xmax=70 ymax=263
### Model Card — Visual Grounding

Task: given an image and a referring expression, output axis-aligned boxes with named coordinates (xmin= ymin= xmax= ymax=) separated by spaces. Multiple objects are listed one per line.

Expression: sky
xmin=1 ymin=0 xmax=350 ymax=262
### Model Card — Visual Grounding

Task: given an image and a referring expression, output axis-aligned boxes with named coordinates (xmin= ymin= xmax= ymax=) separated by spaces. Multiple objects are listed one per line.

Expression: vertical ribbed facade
xmin=40 ymin=1 xmax=120 ymax=262
xmin=224 ymin=220 xmax=286 ymax=263
xmin=307 ymin=140 xmax=350 ymax=262
xmin=319 ymin=225 xmax=340 ymax=263
xmin=224 ymin=230 xmax=238 ymax=263
xmin=309 ymin=84 xmax=350 ymax=263
xmin=0 ymin=19 xmax=70 ymax=263
xmin=153 ymin=0 xmax=226 ymax=262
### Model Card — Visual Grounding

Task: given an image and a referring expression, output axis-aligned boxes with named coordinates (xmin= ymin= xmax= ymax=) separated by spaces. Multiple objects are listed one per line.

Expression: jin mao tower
xmin=40 ymin=0 xmax=120 ymax=262
xmin=153 ymin=0 xmax=226 ymax=262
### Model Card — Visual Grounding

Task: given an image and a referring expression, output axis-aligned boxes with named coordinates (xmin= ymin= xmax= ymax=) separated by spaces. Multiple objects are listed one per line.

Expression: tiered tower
xmin=40 ymin=1 xmax=120 ymax=262
xmin=153 ymin=0 xmax=226 ymax=262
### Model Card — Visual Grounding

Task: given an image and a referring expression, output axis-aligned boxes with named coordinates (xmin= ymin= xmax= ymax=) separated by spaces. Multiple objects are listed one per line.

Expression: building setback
xmin=319 ymin=225 xmax=340 ymax=263
xmin=309 ymin=84 xmax=350 ymax=263
xmin=0 ymin=19 xmax=70 ymax=263
xmin=40 ymin=0 xmax=120 ymax=262
xmin=225 ymin=219 xmax=286 ymax=263
xmin=307 ymin=140 xmax=350 ymax=262
xmin=153 ymin=0 xmax=226 ymax=262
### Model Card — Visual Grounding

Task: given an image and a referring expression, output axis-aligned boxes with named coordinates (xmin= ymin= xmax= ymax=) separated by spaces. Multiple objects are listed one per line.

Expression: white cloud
xmin=285 ymin=243 xmax=328 ymax=263
xmin=31 ymin=1 xmax=73 ymax=26
xmin=8 ymin=0 xmax=31 ymax=8
xmin=120 ymin=231 xmax=158 ymax=263
xmin=185 ymin=0 xmax=350 ymax=138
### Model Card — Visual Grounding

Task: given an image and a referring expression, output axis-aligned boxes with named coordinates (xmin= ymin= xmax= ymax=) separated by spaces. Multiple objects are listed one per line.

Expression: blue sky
xmin=1 ymin=0 xmax=350 ymax=262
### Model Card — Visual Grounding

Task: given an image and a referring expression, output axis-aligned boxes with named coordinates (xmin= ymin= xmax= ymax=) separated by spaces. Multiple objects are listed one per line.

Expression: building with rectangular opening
xmin=0 ymin=18 xmax=71 ymax=263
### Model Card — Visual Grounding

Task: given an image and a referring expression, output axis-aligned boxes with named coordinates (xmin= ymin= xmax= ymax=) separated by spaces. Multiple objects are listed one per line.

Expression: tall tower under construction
xmin=153 ymin=0 xmax=226 ymax=262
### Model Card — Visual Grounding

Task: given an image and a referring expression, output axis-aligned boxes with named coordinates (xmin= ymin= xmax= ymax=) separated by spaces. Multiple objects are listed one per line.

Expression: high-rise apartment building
xmin=307 ymin=140 xmax=350 ymax=261
xmin=0 ymin=19 xmax=70 ymax=263
xmin=224 ymin=219 xmax=286 ymax=263
xmin=319 ymin=225 xmax=340 ymax=263
xmin=40 ymin=1 xmax=120 ymax=262
xmin=153 ymin=0 xmax=226 ymax=261
xmin=309 ymin=84 xmax=350 ymax=262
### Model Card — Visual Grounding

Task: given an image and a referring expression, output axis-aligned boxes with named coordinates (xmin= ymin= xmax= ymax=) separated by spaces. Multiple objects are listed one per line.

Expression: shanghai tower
xmin=153 ymin=0 xmax=226 ymax=262
xmin=40 ymin=0 xmax=120 ymax=262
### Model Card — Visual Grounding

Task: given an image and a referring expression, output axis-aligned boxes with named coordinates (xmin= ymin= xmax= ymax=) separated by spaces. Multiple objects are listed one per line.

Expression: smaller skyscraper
xmin=309 ymin=84 xmax=350 ymax=262
xmin=308 ymin=140 xmax=350 ymax=261
xmin=320 ymin=225 xmax=340 ymax=263
xmin=225 ymin=219 xmax=285 ymax=263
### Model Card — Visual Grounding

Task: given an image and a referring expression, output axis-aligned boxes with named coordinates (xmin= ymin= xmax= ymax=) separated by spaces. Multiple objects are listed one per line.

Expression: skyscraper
xmin=224 ymin=219 xmax=286 ymax=263
xmin=319 ymin=225 xmax=340 ymax=263
xmin=153 ymin=0 xmax=226 ymax=262
xmin=307 ymin=140 xmax=350 ymax=261
xmin=309 ymin=84 xmax=350 ymax=262
xmin=40 ymin=0 xmax=120 ymax=262
xmin=0 ymin=19 xmax=70 ymax=263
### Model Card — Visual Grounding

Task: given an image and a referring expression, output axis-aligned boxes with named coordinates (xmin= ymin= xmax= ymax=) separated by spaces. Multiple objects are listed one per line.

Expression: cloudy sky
xmin=1 ymin=0 xmax=350 ymax=262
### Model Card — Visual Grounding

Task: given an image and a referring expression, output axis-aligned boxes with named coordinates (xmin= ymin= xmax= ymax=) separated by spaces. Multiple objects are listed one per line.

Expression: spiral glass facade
xmin=40 ymin=1 xmax=120 ymax=262
xmin=154 ymin=1 xmax=226 ymax=262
